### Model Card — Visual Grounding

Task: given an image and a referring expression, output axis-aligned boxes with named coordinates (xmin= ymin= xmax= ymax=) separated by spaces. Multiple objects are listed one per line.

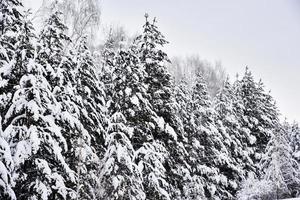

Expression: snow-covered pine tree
xmin=99 ymin=35 xmax=116 ymax=106
xmin=285 ymin=121 xmax=300 ymax=162
xmin=2 ymin=13 xmax=75 ymax=199
xmin=255 ymin=79 xmax=279 ymax=150
xmin=107 ymin=46 xmax=154 ymax=148
xmin=0 ymin=116 xmax=15 ymax=200
xmin=104 ymin=44 xmax=172 ymax=200
xmin=234 ymin=68 xmax=279 ymax=172
xmin=0 ymin=0 xmax=23 ymax=121
xmin=0 ymin=2 xmax=25 ymax=198
xmin=72 ymin=36 xmax=108 ymax=199
xmin=189 ymin=73 xmax=233 ymax=199
xmin=0 ymin=0 xmax=22 ymax=34
xmin=74 ymin=36 xmax=107 ymax=157
xmin=213 ymin=78 xmax=253 ymax=196
xmin=135 ymin=14 xmax=190 ymax=199
xmin=174 ymin=79 xmax=207 ymax=199
xmin=99 ymin=112 xmax=145 ymax=200
xmin=37 ymin=11 xmax=100 ymax=199
xmin=260 ymin=125 xmax=300 ymax=198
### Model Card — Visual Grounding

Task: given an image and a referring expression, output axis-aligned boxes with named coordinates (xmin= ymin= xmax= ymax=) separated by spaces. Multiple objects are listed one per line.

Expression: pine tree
xmin=188 ymin=73 xmax=233 ymax=199
xmin=0 ymin=0 xmax=22 ymax=34
xmin=73 ymin=36 xmax=108 ymax=199
xmin=2 ymin=14 xmax=75 ymax=199
xmin=0 ymin=116 xmax=15 ymax=200
xmin=234 ymin=68 xmax=279 ymax=173
xmin=105 ymin=44 xmax=172 ymax=199
xmin=99 ymin=112 xmax=145 ymax=200
xmin=0 ymin=0 xmax=23 ymax=121
xmin=135 ymin=14 xmax=190 ymax=199
xmin=37 ymin=12 xmax=101 ymax=199
xmin=260 ymin=125 xmax=300 ymax=198
xmin=285 ymin=121 xmax=300 ymax=162
xmin=74 ymin=36 xmax=107 ymax=157
xmin=213 ymin=78 xmax=253 ymax=196
xmin=174 ymin=79 xmax=207 ymax=199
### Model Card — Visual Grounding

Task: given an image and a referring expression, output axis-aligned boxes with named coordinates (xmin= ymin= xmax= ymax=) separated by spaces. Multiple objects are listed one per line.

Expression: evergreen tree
xmin=260 ymin=126 xmax=300 ymax=198
xmin=0 ymin=116 xmax=15 ymax=200
xmin=174 ymin=79 xmax=207 ymax=199
xmin=105 ymin=44 xmax=172 ymax=199
xmin=213 ymin=78 xmax=253 ymax=196
xmin=135 ymin=14 xmax=189 ymax=199
xmin=189 ymin=73 xmax=233 ymax=199
xmin=74 ymin=36 xmax=107 ymax=157
xmin=285 ymin=121 xmax=300 ymax=162
xmin=0 ymin=0 xmax=23 ymax=121
xmin=99 ymin=112 xmax=145 ymax=200
xmin=234 ymin=68 xmax=279 ymax=173
xmin=2 ymin=15 xmax=75 ymax=199
xmin=73 ymin=36 xmax=108 ymax=199
xmin=37 ymin=11 xmax=101 ymax=199
xmin=0 ymin=0 xmax=22 ymax=34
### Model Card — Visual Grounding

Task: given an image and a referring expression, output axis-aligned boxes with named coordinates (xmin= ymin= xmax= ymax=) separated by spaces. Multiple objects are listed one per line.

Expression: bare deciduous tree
xmin=35 ymin=0 xmax=101 ymax=45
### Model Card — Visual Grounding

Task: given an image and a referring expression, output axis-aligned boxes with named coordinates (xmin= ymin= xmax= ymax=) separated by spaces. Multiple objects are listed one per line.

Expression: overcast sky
xmin=25 ymin=0 xmax=300 ymax=122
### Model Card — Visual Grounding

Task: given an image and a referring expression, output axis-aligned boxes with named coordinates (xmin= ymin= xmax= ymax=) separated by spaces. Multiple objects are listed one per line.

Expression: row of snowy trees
xmin=1 ymin=1 xmax=300 ymax=199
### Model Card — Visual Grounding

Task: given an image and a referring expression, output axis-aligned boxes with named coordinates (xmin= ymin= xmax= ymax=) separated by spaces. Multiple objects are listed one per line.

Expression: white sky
xmin=24 ymin=0 xmax=300 ymax=122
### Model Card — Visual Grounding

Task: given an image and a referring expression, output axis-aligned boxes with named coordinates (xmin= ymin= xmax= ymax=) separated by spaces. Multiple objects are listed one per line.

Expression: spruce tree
xmin=234 ymin=68 xmax=279 ymax=174
xmin=189 ymin=73 xmax=233 ymax=199
xmin=213 ymin=78 xmax=253 ymax=196
xmin=0 ymin=0 xmax=23 ymax=121
xmin=37 ymin=11 xmax=101 ymax=199
xmin=285 ymin=121 xmax=300 ymax=162
xmin=73 ymin=36 xmax=108 ymax=199
xmin=74 ymin=36 xmax=107 ymax=157
xmin=0 ymin=116 xmax=15 ymax=200
xmin=135 ymin=14 xmax=189 ymax=199
xmin=105 ymin=45 xmax=172 ymax=200
xmin=2 ymin=15 xmax=75 ymax=199
xmin=260 ymin=125 xmax=300 ymax=198
xmin=99 ymin=112 xmax=145 ymax=200
xmin=174 ymin=79 xmax=207 ymax=199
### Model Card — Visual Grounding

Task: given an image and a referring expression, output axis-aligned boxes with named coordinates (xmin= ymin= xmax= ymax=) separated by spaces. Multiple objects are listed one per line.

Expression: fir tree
xmin=135 ymin=14 xmax=189 ymax=199
xmin=74 ymin=36 xmax=107 ymax=157
xmin=99 ymin=112 xmax=145 ymax=200
xmin=234 ymin=68 xmax=279 ymax=172
xmin=106 ymin=44 xmax=172 ymax=200
xmin=285 ymin=121 xmax=300 ymax=162
xmin=0 ymin=0 xmax=24 ymax=121
xmin=0 ymin=116 xmax=15 ymax=200
xmin=37 ymin=11 xmax=101 ymax=199
xmin=2 ymin=15 xmax=75 ymax=199
xmin=260 ymin=125 xmax=300 ymax=198
xmin=213 ymin=78 xmax=253 ymax=195
xmin=174 ymin=79 xmax=207 ymax=199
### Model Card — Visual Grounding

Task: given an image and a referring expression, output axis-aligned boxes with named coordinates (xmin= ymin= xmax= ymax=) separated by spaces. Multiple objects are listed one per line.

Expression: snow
xmin=125 ymin=87 xmax=132 ymax=96
xmin=153 ymin=116 xmax=165 ymax=130
xmin=130 ymin=95 xmax=139 ymax=106
xmin=14 ymin=140 xmax=32 ymax=166
xmin=279 ymin=199 xmax=300 ymax=200
xmin=33 ymin=180 xmax=51 ymax=200
xmin=165 ymin=124 xmax=177 ymax=141
xmin=51 ymin=172 xmax=67 ymax=199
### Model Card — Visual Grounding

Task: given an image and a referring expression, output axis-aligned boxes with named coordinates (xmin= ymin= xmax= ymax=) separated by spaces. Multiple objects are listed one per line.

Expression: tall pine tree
xmin=0 ymin=116 xmax=15 ymax=200
xmin=135 ymin=14 xmax=190 ymax=199
xmin=37 ymin=11 xmax=101 ymax=199
xmin=2 ymin=13 xmax=75 ymax=199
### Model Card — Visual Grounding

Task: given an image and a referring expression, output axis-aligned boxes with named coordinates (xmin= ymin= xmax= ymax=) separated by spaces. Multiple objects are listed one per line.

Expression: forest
xmin=0 ymin=0 xmax=300 ymax=199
